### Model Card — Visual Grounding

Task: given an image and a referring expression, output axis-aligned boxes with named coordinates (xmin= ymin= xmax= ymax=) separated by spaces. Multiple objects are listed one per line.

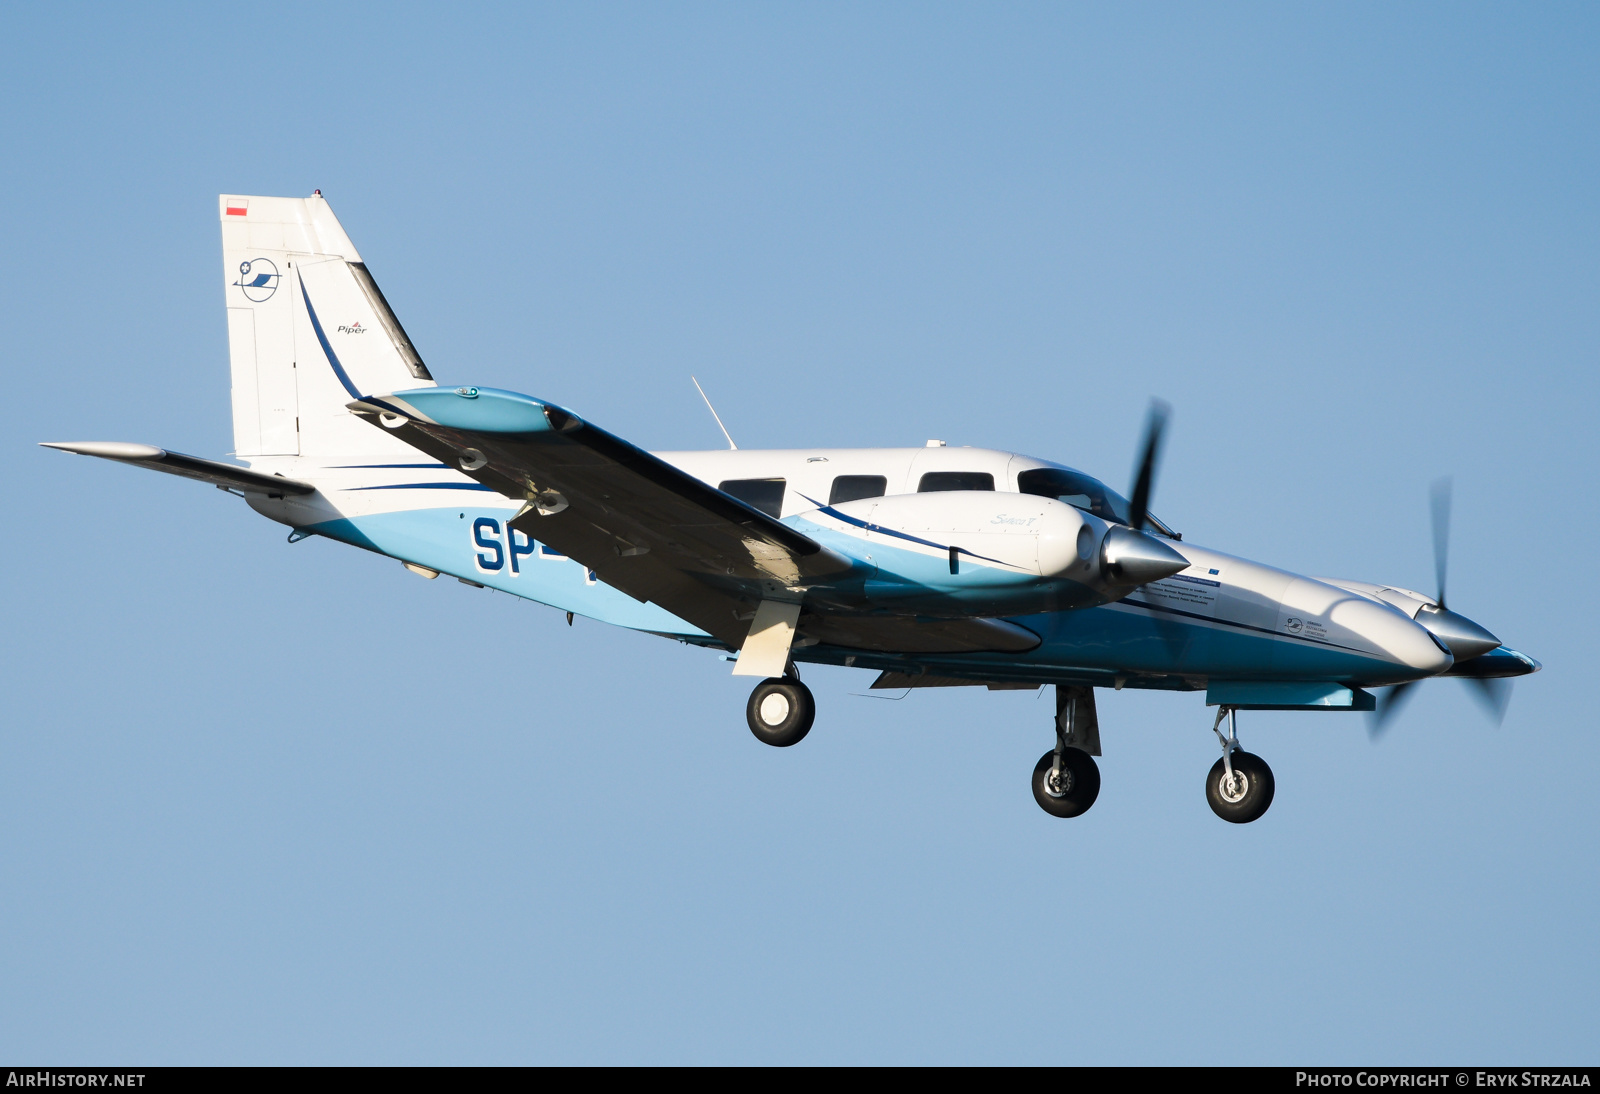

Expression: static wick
xmin=691 ymin=376 xmax=738 ymax=451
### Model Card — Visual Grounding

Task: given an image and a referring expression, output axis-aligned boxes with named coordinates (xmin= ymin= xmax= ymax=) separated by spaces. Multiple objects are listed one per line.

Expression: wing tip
xmin=40 ymin=441 xmax=167 ymax=459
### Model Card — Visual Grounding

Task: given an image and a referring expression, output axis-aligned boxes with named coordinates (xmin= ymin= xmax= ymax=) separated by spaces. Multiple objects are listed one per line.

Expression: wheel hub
xmin=1044 ymin=762 xmax=1074 ymax=797
xmin=1219 ymin=770 xmax=1249 ymax=803
xmin=758 ymin=692 xmax=791 ymax=726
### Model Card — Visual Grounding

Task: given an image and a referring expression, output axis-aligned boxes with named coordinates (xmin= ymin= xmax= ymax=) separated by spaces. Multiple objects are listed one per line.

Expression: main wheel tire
xmin=1205 ymin=750 xmax=1275 ymax=823
xmin=1031 ymin=748 xmax=1101 ymax=818
xmin=746 ymin=677 xmax=815 ymax=747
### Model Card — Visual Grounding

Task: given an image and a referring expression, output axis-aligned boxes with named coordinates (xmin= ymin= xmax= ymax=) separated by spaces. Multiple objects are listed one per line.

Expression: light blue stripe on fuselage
xmin=310 ymin=506 xmax=705 ymax=635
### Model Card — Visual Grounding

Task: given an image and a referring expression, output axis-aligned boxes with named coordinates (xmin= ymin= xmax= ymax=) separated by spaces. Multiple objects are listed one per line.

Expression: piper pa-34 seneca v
xmin=46 ymin=193 xmax=1541 ymax=823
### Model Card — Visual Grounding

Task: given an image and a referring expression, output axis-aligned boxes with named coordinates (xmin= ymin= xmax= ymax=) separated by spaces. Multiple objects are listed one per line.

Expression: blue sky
xmin=1 ymin=2 xmax=1595 ymax=1063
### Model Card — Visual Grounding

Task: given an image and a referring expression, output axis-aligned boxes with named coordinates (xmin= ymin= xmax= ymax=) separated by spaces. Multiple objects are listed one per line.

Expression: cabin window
xmin=917 ymin=471 xmax=994 ymax=493
xmin=719 ymin=478 xmax=786 ymax=518
xmin=829 ymin=475 xmax=888 ymax=505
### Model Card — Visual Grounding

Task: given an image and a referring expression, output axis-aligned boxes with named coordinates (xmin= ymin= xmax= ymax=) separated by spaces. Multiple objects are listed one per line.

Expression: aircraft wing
xmin=40 ymin=442 xmax=314 ymax=496
xmin=348 ymin=387 xmax=1041 ymax=656
xmin=348 ymin=387 xmax=853 ymax=647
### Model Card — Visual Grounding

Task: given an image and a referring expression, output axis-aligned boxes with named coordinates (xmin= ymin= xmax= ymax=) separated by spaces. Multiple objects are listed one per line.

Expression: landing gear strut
xmin=1032 ymin=685 xmax=1101 ymax=817
xmin=1205 ymin=706 xmax=1274 ymax=823
xmin=746 ymin=673 xmax=814 ymax=747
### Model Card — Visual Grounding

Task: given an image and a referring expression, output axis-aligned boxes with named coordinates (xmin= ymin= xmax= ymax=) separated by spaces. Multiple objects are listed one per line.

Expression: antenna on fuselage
xmin=691 ymin=376 xmax=738 ymax=450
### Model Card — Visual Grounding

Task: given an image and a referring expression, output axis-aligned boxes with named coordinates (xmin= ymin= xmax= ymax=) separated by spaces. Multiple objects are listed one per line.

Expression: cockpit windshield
xmin=1017 ymin=466 xmax=1179 ymax=538
xmin=1018 ymin=467 xmax=1131 ymax=523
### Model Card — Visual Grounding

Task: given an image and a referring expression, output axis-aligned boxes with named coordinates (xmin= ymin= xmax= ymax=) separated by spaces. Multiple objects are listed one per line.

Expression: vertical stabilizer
xmin=219 ymin=193 xmax=436 ymax=461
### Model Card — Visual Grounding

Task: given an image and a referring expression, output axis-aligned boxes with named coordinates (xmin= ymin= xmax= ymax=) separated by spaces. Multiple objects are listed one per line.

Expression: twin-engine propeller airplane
xmin=45 ymin=193 xmax=1540 ymax=823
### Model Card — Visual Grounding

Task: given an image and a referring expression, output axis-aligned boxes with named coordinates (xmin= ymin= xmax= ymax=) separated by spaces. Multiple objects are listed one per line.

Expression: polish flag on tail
xmin=225 ymin=198 xmax=248 ymax=217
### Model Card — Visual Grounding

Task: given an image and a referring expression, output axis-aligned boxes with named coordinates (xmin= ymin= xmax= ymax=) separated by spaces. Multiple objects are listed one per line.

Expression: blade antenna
xmin=691 ymin=376 xmax=738 ymax=451
xmin=1430 ymin=476 xmax=1452 ymax=609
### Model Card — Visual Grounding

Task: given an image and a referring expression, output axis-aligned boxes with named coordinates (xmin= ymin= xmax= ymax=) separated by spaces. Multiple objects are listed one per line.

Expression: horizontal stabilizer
xmin=40 ymin=442 xmax=314 ymax=496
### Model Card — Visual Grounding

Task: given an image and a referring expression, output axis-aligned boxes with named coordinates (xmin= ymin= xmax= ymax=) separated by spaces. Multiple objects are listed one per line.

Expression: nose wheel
xmin=1206 ymin=706 xmax=1274 ymax=823
xmin=746 ymin=675 xmax=815 ymax=747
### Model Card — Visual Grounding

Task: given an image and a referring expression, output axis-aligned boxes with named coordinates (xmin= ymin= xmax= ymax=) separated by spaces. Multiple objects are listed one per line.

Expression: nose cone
xmin=1100 ymin=526 xmax=1188 ymax=586
xmin=1416 ymin=605 xmax=1501 ymax=662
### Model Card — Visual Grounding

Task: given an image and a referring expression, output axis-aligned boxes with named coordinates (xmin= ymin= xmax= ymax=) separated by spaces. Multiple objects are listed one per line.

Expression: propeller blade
xmin=1464 ymin=676 xmax=1513 ymax=726
xmin=1126 ymin=399 xmax=1170 ymax=533
xmin=1430 ymin=476 xmax=1452 ymax=610
xmin=1369 ymin=681 xmax=1419 ymax=740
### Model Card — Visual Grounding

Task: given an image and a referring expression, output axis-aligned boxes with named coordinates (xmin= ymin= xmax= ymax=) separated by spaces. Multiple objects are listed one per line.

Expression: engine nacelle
xmin=805 ymin=491 xmax=1186 ymax=616
xmin=841 ymin=490 xmax=1096 ymax=576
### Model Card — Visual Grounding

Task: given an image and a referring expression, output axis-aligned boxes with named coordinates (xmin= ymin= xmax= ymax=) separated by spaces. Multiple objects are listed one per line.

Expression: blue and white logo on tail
xmin=233 ymin=258 xmax=280 ymax=302
xmin=233 ymin=259 xmax=280 ymax=300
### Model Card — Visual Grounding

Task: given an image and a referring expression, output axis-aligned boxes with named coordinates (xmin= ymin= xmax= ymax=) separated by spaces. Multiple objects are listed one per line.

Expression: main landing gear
xmin=1206 ymin=706 xmax=1274 ymax=824
xmin=1022 ymin=690 xmax=1275 ymax=823
xmin=744 ymin=674 xmax=1274 ymax=824
xmin=746 ymin=674 xmax=815 ymax=747
xmin=1032 ymin=685 xmax=1102 ymax=818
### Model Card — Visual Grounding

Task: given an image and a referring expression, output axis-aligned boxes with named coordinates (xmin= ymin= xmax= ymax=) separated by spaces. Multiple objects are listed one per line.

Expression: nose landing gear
xmin=746 ymin=674 xmax=815 ymax=747
xmin=1206 ymin=706 xmax=1274 ymax=823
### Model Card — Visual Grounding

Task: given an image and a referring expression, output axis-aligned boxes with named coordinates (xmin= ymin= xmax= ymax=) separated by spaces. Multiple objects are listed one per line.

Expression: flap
xmin=871 ymin=671 xmax=1039 ymax=690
